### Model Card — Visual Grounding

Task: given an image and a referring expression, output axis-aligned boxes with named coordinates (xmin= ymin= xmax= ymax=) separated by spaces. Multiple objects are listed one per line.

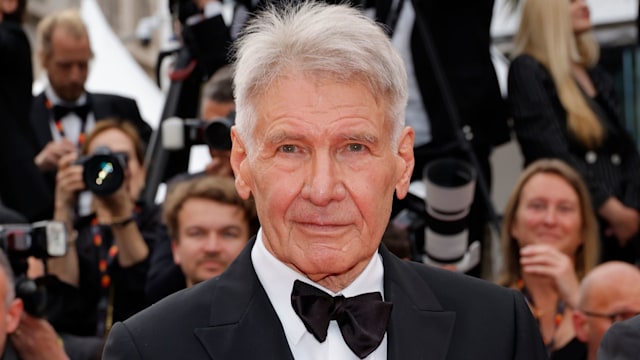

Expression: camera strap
xmin=44 ymin=95 xmax=91 ymax=147
xmin=90 ymin=216 xmax=119 ymax=337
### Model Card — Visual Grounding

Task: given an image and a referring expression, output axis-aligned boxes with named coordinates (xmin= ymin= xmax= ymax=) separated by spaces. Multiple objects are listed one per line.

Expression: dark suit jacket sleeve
xmin=102 ymin=322 xmax=141 ymax=360
xmin=508 ymin=54 xmax=611 ymax=208
xmin=597 ymin=314 xmax=640 ymax=359
xmin=511 ymin=289 xmax=550 ymax=359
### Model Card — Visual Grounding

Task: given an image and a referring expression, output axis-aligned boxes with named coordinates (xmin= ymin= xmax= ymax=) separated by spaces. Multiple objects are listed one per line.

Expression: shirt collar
xmin=45 ymin=86 xmax=88 ymax=107
xmin=251 ymin=228 xmax=385 ymax=349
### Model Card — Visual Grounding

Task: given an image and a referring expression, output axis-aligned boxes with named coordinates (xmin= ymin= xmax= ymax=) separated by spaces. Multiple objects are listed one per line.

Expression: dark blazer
xmin=103 ymin=240 xmax=547 ymax=359
xmin=509 ymin=54 xmax=640 ymax=211
xmin=597 ymin=314 xmax=640 ymax=360
xmin=25 ymin=92 xmax=153 ymax=220
xmin=29 ymin=92 xmax=152 ymax=153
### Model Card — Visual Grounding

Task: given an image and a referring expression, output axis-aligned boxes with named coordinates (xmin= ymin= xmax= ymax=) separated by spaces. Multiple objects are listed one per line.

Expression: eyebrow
xmin=265 ymin=131 xmax=302 ymax=145
xmin=343 ymin=133 xmax=378 ymax=144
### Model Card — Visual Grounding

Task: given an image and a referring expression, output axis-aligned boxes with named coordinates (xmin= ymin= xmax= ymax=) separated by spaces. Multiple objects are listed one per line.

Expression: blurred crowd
xmin=0 ymin=0 xmax=639 ymax=359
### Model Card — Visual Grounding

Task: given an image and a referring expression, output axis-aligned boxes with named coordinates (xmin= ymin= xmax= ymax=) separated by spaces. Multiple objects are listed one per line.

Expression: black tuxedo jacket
xmin=29 ymin=92 xmax=152 ymax=153
xmin=24 ymin=92 xmax=152 ymax=220
xmin=103 ymin=240 xmax=547 ymax=359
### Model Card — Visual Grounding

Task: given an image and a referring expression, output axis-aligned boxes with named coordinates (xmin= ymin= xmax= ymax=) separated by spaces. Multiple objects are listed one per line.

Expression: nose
xmin=203 ymin=233 xmax=221 ymax=253
xmin=300 ymin=151 xmax=346 ymax=206
xmin=69 ymin=63 xmax=85 ymax=83
xmin=543 ymin=208 xmax=557 ymax=225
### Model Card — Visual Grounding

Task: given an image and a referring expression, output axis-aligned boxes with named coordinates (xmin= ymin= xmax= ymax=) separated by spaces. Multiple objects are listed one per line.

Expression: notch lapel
xmin=381 ymin=246 xmax=456 ymax=360
xmin=29 ymin=93 xmax=54 ymax=150
xmin=193 ymin=238 xmax=294 ymax=360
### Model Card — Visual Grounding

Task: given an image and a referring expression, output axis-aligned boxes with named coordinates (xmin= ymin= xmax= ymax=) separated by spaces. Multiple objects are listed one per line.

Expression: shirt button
xmin=462 ymin=125 xmax=474 ymax=141
xmin=611 ymin=154 xmax=621 ymax=165
xmin=585 ymin=151 xmax=597 ymax=164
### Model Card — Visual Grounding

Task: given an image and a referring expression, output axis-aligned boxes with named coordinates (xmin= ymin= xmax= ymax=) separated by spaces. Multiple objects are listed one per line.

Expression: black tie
xmin=52 ymin=103 xmax=91 ymax=122
xmin=290 ymin=280 xmax=392 ymax=359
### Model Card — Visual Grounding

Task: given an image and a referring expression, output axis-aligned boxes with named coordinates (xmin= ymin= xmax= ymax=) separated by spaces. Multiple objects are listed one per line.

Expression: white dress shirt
xmin=252 ymin=229 xmax=388 ymax=360
xmin=44 ymin=86 xmax=96 ymax=147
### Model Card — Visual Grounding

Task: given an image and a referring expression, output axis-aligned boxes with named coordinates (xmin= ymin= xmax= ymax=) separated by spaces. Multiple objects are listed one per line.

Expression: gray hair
xmin=232 ymin=1 xmax=408 ymax=152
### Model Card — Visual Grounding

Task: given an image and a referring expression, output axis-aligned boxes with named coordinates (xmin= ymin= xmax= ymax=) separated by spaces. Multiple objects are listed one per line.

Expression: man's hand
xmin=34 ymin=139 xmax=76 ymax=172
xmin=10 ymin=314 xmax=69 ymax=360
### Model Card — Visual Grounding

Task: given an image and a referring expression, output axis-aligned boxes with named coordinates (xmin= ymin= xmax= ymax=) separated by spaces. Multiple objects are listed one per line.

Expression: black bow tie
xmin=291 ymin=280 xmax=392 ymax=359
xmin=52 ymin=103 xmax=91 ymax=122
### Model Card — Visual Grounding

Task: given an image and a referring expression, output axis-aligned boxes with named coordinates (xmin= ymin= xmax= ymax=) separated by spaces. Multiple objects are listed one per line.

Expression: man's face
xmin=583 ymin=288 xmax=640 ymax=355
xmin=231 ymin=72 xmax=414 ymax=287
xmin=43 ymin=27 xmax=91 ymax=102
xmin=172 ymin=198 xmax=250 ymax=286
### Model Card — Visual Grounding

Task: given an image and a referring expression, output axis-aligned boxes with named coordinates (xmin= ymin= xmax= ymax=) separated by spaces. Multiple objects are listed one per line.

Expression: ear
xmin=230 ymin=127 xmax=252 ymax=200
xmin=171 ymin=240 xmax=181 ymax=265
xmin=572 ymin=310 xmax=589 ymax=342
xmin=6 ymin=298 xmax=23 ymax=334
xmin=394 ymin=127 xmax=415 ymax=200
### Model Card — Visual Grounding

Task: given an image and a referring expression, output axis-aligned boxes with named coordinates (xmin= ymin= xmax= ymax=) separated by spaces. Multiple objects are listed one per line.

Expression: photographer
xmin=47 ymin=119 xmax=163 ymax=338
xmin=0 ymin=249 xmax=67 ymax=360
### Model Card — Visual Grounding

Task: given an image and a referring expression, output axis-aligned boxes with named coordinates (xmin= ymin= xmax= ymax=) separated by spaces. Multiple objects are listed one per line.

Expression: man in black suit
xmin=27 ymin=8 xmax=151 ymax=219
xmin=103 ymin=3 xmax=547 ymax=359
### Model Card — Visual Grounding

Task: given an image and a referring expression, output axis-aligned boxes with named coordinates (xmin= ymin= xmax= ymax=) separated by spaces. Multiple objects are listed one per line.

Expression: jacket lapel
xmin=30 ymin=93 xmax=54 ymax=150
xmin=193 ymin=238 xmax=294 ymax=360
xmin=381 ymin=246 xmax=456 ymax=360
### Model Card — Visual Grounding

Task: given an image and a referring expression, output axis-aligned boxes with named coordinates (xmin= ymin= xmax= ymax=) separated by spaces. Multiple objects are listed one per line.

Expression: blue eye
xmin=280 ymin=145 xmax=297 ymax=153
xmin=347 ymin=144 xmax=365 ymax=152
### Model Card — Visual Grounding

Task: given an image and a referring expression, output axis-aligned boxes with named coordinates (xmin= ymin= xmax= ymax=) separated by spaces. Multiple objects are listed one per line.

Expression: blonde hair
xmin=36 ymin=8 xmax=93 ymax=65
xmin=497 ymin=159 xmax=599 ymax=287
xmin=513 ymin=0 xmax=602 ymax=148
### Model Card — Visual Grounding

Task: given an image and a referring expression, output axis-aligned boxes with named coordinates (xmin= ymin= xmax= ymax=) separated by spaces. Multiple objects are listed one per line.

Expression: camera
xmin=0 ymin=221 xmax=68 ymax=316
xmin=76 ymin=146 xmax=129 ymax=196
xmin=162 ymin=112 xmax=235 ymax=151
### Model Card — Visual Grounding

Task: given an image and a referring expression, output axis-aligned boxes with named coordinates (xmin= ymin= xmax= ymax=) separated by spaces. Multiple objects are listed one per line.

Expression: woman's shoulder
xmin=510 ymin=54 xmax=546 ymax=72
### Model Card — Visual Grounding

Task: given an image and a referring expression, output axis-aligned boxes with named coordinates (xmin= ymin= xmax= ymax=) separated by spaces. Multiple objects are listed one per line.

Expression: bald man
xmin=573 ymin=261 xmax=640 ymax=360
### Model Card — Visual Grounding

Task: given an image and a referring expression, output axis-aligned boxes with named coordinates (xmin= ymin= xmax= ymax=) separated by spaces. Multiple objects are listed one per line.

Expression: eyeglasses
xmin=580 ymin=309 xmax=640 ymax=323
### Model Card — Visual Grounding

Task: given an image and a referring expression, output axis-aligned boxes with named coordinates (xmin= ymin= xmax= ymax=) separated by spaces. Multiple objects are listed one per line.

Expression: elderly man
xmin=573 ymin=261 xmax=640 ymax=360
xmin=103 ymin=2 xmax=547 ymax=359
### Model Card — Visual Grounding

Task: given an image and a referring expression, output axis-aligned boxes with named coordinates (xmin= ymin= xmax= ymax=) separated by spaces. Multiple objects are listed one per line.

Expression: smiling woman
xmin=498 ymin=158 xmax=599 ymax=358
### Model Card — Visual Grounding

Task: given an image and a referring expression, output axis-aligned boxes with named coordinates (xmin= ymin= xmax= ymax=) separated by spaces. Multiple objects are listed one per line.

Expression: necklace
xmin=517 ymin=279 xmax=565 ymax=353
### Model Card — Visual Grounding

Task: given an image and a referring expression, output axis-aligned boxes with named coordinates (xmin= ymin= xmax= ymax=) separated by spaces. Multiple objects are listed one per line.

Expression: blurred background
xmin=19 ymin=0 xmax=640 ymax=212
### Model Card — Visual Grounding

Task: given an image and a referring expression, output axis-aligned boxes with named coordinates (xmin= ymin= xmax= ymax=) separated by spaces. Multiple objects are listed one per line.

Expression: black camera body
xmin=0 ymin=221 xmax=68 ymax=316
xmin=0 ymin=221 xmax=67 ymax=259
xmin=76 ymin=146 xmax=129 ymax=196
xmin=162 ymin=112 xmax=235 ymax=152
